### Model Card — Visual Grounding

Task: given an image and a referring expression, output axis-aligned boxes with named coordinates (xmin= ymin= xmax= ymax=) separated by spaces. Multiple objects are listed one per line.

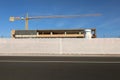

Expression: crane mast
xmin=25 ymin=13 xmax=29 ymax=30
xmin=9 ymin=13 xmax=101 ymax=30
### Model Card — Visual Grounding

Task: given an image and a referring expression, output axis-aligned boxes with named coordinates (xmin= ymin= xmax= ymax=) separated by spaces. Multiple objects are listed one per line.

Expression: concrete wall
xmin=0 ymin=38 xmax=120 ymax=56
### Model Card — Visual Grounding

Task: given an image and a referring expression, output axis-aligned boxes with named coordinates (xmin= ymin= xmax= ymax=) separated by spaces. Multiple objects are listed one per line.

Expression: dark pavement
xmin=0 ymin=56 xmax=120 ymax=80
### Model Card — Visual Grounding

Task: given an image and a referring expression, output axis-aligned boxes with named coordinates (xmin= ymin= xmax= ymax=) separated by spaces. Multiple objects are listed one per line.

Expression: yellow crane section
xmin=9 ymin=13 xmax=101 ymax=30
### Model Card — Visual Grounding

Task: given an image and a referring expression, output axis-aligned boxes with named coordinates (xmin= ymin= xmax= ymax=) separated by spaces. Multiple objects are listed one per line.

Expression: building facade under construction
xmin=11 ymin=28 xmax=96 ymax=38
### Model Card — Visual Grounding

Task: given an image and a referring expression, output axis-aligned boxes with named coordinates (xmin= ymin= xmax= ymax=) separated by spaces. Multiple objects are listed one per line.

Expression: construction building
xmin=11 ymin=28 xmax=96 ymax=38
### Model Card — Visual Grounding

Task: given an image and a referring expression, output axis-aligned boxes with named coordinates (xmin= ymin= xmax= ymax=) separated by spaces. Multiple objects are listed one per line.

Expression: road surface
xmin=0 ymin=56 xmax=120 ymax=80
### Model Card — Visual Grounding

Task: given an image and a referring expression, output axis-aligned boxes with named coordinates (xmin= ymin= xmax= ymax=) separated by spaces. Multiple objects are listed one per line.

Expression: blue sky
xmin=0 ymin=0 xmax=120 ymax=38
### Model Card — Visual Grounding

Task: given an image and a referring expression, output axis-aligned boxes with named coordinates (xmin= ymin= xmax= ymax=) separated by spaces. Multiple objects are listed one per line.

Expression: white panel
xmin=0 ymin=38 xmax=120 ymax=56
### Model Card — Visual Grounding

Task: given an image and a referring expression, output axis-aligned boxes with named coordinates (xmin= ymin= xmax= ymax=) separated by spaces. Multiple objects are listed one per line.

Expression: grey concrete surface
xmin=0 ymin=56 xmax=120 ymax=80
xmin=0 ymin=38 xmax=120 ymax=56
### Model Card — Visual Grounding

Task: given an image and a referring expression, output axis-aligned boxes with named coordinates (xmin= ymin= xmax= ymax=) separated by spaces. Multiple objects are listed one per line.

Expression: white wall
xmin=0 ymin=38 xmax=120 ymax=56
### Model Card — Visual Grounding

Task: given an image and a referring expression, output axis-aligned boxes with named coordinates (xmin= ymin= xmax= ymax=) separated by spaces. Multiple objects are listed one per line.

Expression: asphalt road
xmin=0 ymin=56 xmax=120 ymax=80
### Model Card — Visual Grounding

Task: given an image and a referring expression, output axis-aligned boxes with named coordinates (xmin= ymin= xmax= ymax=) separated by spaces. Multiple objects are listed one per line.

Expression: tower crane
xmin=9 ymin=13 xmax=101 ymax=30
